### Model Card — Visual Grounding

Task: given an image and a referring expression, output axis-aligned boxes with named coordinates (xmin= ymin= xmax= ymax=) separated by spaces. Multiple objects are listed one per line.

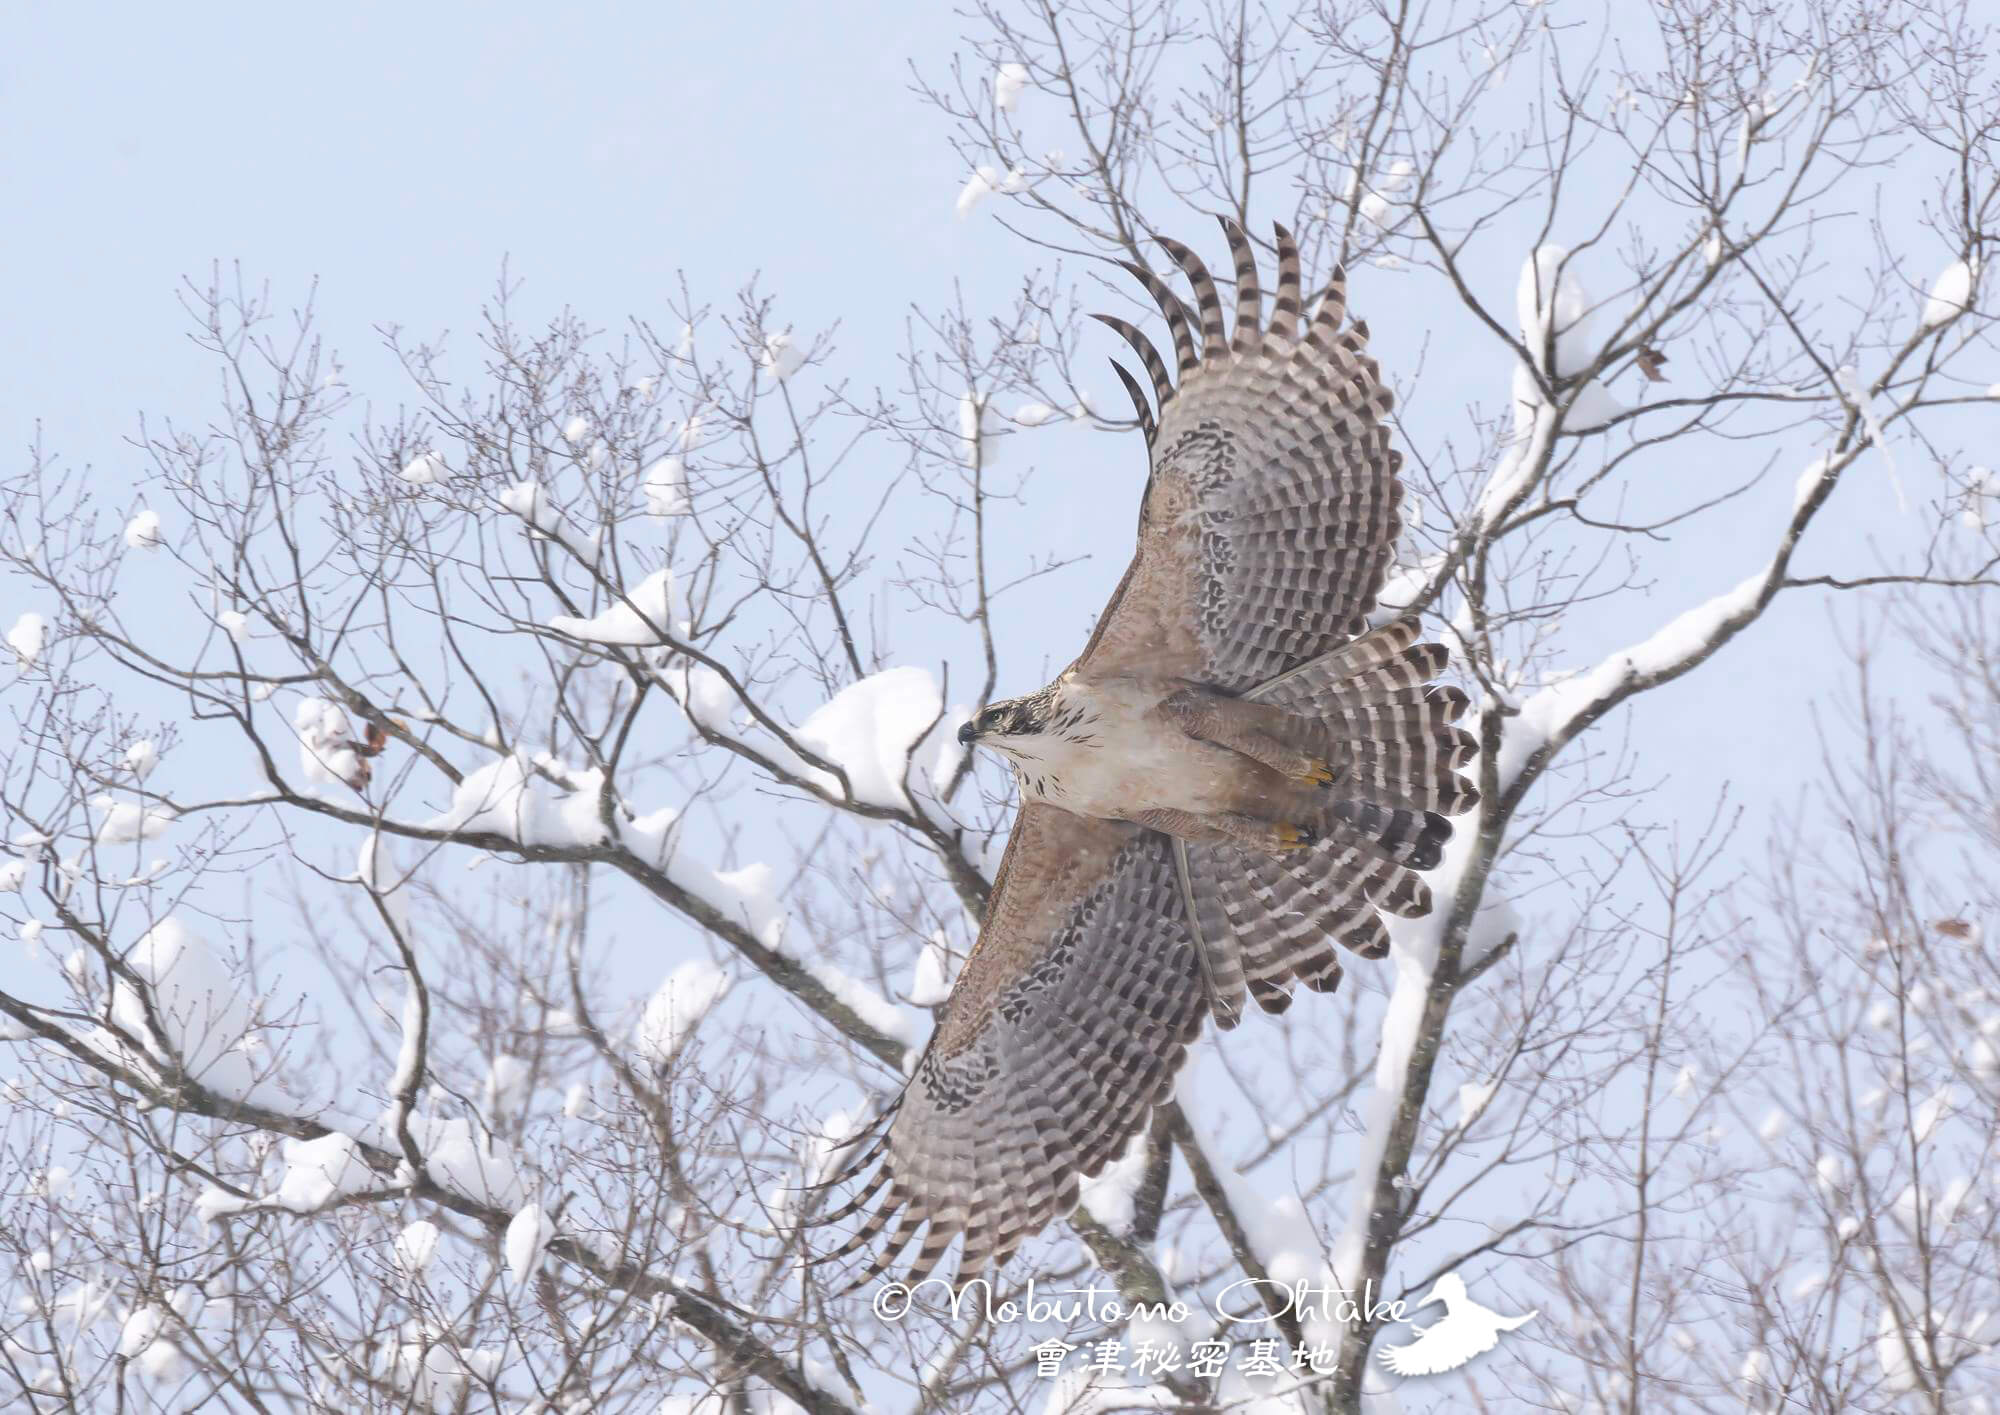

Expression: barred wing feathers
xmin=1092 ymin=222 xmax=1477 ymax=1026
xmin=1183 ymin=617 xmax=1478 ymax=1026
xmin=818 ymin=224 xmax=1477 ymax=1282
xmin=1080 ymin=218 xmax=1404 ymax=688
xmin=815 ymin=805 xmax=1203 ymax=1286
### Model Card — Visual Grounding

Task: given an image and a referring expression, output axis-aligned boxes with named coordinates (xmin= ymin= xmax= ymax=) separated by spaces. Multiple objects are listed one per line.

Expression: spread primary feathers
xmin=814 ymin=218 xmax=1478 ymax=1287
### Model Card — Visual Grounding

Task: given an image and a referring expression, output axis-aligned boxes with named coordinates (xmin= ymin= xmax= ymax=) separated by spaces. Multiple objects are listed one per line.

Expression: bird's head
xmin=957 ymin=689 xmax=1058 ymax=761
xmin=1412 ymin=1272 xmax=1468 ymax=1312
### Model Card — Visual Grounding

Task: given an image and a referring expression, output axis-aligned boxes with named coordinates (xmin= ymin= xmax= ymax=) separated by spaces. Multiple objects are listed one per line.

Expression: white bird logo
xmin=1379 ymin=1272 xmax=1538 ymax=1376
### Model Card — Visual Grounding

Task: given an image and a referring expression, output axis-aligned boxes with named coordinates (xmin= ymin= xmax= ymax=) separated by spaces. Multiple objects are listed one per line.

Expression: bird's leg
xmin=1129 ymin=808 xmax=1314 ymax=853
xmin=1156 ymin=687 xmax=1335 ymax=787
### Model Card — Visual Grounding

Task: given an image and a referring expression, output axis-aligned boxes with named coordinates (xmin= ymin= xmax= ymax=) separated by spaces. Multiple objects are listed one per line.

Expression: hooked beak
xmin=957 ymin=720 xmax=978 ymax=746
xmin=1412 ymin=1284 xmax=1445 ymax=1312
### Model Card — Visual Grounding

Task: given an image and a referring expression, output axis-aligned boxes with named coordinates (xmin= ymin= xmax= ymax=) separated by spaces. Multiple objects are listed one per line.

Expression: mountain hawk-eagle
xmin=819 ymin=219 xmax=1478 ymax=1285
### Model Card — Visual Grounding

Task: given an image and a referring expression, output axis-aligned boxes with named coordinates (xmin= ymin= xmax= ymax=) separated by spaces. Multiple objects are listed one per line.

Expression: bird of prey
xmin=818 ymin=218 xmax=1478 ymax=1286
xmin=1378 ymin=1273 xmax=1538 ymax=1376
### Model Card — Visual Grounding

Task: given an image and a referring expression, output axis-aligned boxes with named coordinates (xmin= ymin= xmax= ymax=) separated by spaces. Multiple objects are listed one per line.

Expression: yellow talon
xmin=1275 ymin=824 xmax=1314 ymax=851
xmin=1297 ymin=760 xmax=1336 ymax=787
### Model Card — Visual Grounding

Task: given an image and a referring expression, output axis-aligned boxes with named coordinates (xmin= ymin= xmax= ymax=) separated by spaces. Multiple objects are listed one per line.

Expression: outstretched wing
xmin=1089 ymin=226 xmax=1477 ymax=1025
xmin=1081 ymin=218 xmax=1404 ymax=691
xmin=1179 ymin=617 xmax=1479 ymax=1025
xmin=816 ymin=806 xmax=1204 ymax=1285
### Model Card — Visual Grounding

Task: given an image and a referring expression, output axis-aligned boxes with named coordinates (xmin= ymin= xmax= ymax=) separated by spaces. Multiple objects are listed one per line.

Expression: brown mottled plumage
xmin=815 ymin=219 xmax=1477 ymax=1288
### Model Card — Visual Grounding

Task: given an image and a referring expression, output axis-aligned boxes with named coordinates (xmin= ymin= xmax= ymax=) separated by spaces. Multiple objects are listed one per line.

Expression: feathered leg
xmin=1129 ymin=807 xmax=1312 ymax=853
xmin=1157 ymin=685 xmax=1334 ymax=785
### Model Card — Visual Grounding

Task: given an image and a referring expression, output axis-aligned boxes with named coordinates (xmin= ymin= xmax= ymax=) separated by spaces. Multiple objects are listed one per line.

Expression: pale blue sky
xmin=11 ymin=0 xmax=1970 ymax=1069
xmin=5 ymin=4 xmax=973 ymax=454
xmin=4 ymin=0 xmax=1886 ymax=811
xmin=4 ymin=5 xmax=1987 ymax=1405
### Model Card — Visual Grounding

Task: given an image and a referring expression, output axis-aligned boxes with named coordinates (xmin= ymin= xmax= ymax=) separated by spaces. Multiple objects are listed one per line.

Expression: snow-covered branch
xmin=6 ymin=0 xmax=1999 ymax=1409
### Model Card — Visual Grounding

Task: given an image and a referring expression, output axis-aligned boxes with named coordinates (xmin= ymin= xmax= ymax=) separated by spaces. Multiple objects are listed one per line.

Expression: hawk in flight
xmin=819 ymin=219 xmax=1478 ymax=1285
